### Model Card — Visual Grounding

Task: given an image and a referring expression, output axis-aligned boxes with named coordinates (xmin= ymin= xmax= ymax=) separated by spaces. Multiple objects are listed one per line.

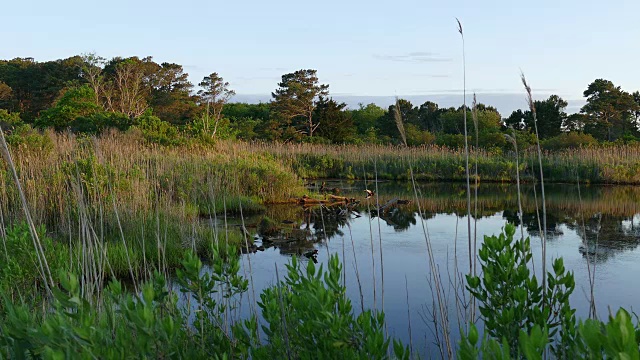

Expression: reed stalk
xmin=0 ymin=127 xmax=54 ymax=295
xmin=521 ymin=72 xmax=548 ymax=302
xmin=363 ymin=165 xmax=377 ymax=311
xmin=457 ymin=18 xmax=474 ymax=293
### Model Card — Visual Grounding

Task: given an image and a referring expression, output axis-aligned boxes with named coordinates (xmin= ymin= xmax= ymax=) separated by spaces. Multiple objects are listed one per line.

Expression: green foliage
xmin=176 ymin=247 xmax=252 ymax=357
xmin=36 ymin=85 xmax=101 ymax=130
xmin=254 ymin=254 xmax=408 ymax=359
xmin=0 ymin=222 xmax=67 ymax=299
xmin=134 ymin=110 xmax=184 ymax=145
xmin=576 ymin=309 xmax=640 ymax=359
xmin=4 ymin=54 xmax=640 ymax=148
xmin=0 ymin=246 xmax=405 ymax=359
xmin=197 ymin=73 xmax=236 ymax=140
xmin=461 ymin=224 xmax=640 ymax=358
xmin=271 ymin=69 xmax=329 ymax=137
xmin=505 ymin=95 xmax=568 ymax=139
xmin=0 ymin=109 xmax=22 ymax=129
xmin=313 ymin=97 xmax=357 ymax=143
xmin=0 ymin=56 xmax=85 ymax=121
xmin=351 ymin=103 xmax=385 ymax=134
xmin=189 ymin=114 xmax=237 ymax=142
xmin=465 ymin=224 xmax=577 ymax=357
xmin=0 ymin=81 xmax=12 ymax=101
xmin=460 ymin=308 xmax=640 ymax=359
xmin=542 ymin=132 xmax=598 ymax=150
xmin=405 ymin=123 xmax=435 ymax=146
xmin=4 ymin=124 xmax=53 ymax=151
xmin=71 ymin=111 xmax=133 ymax=133
xmin=436 ymin=133 xmax=466 ymax=148
xmin=149 ymin=62 xmax=198 ymax=125
xmin=0 ymin=266 xmax=246 ymax=358
xmin=228 ymin=116 xmax=260 ymax=140
xmin=581 ymin=79 xmax=640 ymax=142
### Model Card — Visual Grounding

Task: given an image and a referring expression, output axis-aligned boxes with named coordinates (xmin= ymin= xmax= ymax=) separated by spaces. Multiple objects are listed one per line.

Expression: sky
xmin=2 ymin=0 xmax=639 ymax=115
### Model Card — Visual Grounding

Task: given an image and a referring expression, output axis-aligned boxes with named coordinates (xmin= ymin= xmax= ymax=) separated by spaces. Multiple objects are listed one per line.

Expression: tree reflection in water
xmin=234 ymin=181 xmax=640 ymax=265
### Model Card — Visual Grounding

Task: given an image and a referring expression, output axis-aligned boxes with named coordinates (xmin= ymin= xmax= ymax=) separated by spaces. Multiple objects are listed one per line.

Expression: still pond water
xmin=227 ymin=181 xmax=640 ymax=356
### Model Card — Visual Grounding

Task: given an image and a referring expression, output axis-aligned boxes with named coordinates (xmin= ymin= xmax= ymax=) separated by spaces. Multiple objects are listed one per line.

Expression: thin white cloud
xmin=373 ymin=52 xmax=452 ymax=63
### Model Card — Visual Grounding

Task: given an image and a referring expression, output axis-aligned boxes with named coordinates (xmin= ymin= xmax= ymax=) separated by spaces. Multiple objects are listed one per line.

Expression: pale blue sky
xmin=2 ymin=0 xmax=639 ymax=114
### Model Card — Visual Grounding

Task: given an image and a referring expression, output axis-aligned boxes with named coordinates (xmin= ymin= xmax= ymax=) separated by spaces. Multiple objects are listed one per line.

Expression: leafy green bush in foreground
xmin=0 ymin=244 xmax=408 ymax=359
xmin=460 ymin=224 xmax=640 ymax=359
xmin=0 ymin=222 xmax=639 ymax=358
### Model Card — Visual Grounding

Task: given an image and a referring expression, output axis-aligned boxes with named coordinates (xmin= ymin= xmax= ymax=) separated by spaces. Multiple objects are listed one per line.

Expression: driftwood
xmin=298 ymin=197 xmax=326 ymax=205
xmin=370 ymin=198 xmax=412 ymax=217
xmin=327 ymin=194 xmax=357 ymax=203
xmin=378 ymin=198 xmax=399 ymax=212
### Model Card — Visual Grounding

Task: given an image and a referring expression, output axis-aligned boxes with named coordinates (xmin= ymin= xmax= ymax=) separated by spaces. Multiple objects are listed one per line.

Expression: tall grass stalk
xmin=457 ymin=18 xmax=474 ymax=291
xmin=363 ymin=165 xmax=377 ymax=311
xmin=576 ymin=176 xmax=598 ymax=319
xmin=239 ymin=200 xmax=259 ymax=321
xmin=374 ymin=158 xmax=386 ymax=332
xmin=451 ymin=216 xmax=465 ymax=332
xmin=405 ymin=274 xmax=414 ymax=358
xmin=394 ymin=97 xmax=407 ymax=147
xmin=274 ymin=263 xmax=293 ymax=360
xmin=521 ymin=72 xmax=548 ymax=301
xmin=0 ymin=197 xmax=7 ymax=259
xmin=347 ymin=223 xmax=365 ymax=314
xmin=505 ymin=129 xmax=527 ymax=249
xmin=410 ymin=165 xmax=452 ymax=357
xmin=471 ymin=94 xmax=479 ymax=278
xmin=0 ymin=127 xmax=54 ymax=295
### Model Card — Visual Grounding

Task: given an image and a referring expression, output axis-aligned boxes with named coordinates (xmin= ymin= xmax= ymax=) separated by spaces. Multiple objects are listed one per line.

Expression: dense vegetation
xmin=0 ymin=130 xmax=304 ymax=283
xmin=2 ymin=54 xmax=640 ymax=358
xmin=0 ymin=220 xmax=639 ymax=358
xmin=1 ymin=55 xmax=640 ymax=150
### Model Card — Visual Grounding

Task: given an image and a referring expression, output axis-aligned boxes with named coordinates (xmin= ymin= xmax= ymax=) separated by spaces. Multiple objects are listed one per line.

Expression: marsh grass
xmin=226 ymin=140 xmax=640 ymax=185
xmin=0 ymin=95 xmax=637 ymax=358
xmin=0 ymin=130 xmax=305 ymax=288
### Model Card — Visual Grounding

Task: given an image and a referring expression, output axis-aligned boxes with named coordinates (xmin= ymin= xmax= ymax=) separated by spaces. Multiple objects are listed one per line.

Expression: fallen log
xmin=327 ymin=194 xmax=358 ymax=203
xmin=378 ymin=198 xmax=399 ymax=213
xmin=299 ymin=197 xmax=328 ymax=205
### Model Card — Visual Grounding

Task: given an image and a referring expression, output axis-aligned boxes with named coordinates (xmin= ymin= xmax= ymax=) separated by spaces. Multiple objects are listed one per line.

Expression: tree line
xmin=1 ymin=55 xmax=639 ymax=149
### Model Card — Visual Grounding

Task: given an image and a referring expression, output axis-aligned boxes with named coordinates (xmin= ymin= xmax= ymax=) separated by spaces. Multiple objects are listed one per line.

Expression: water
xmin=226 ymin=181 xmax=640 ymax=356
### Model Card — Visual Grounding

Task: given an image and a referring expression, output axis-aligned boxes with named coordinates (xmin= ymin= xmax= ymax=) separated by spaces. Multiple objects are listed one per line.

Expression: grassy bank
xmin=0 ymin=130 xmax=305 ymax=281
xmin=228 ymin=141 xmax=640 ymax=184
xmin=2 ymin=130 xmax=639 ymax=283
xmin=1 ymin=130 xmax=640 ymax=358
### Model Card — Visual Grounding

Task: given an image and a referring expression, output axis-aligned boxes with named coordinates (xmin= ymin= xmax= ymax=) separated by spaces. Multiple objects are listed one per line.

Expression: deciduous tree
xmin=0 ymin=56 xmax=84 ymax=121
xmin=36 ymin=85 xmax=101 ymax=130
xmin=197 ymin=72 xmax=235 ymax=139
xmin=350 ymin=103 xmax=384 ymax=135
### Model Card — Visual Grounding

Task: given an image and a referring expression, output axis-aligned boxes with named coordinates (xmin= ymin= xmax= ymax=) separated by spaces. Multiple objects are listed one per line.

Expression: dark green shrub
xmin=134 ymin=111 xmax=184 ymax=146
xmin=465 ymin=224 xmax=577 ymax=357
xmin=36 ymin=85 xmax=101 ymax=130
xmin=71 ymin=111 xmax=133 ymax=133
xmin=406 ymin=123 xmax=436 ymax=146
xmin=542 ymin=132 xmax=598 ymax=150
xmin=0 ymin=109 xmax=22 ymax=130
xmin=5 ymin=124 xmax=53 ymax=151
xmin=0 ymin=222 xmax=67 ymax=298
xmin=436 ymin=133 xmax=466 ymax=148
xmin=253 ymin=254 xmax=409 ymax=359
